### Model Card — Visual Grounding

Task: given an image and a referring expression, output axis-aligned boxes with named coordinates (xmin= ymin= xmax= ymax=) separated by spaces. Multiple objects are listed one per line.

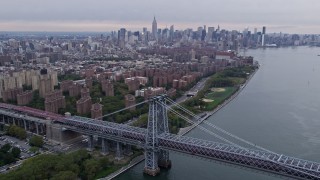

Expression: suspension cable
xmin=164 ymin=98 xmax=320 ymax=178
xmin=165 ymin=97 xmax=274 ymax=153
xmin=161 ymin=100 xmax=280 ymax=162
xmin=157 ymin=101 xmax=242 ymax=148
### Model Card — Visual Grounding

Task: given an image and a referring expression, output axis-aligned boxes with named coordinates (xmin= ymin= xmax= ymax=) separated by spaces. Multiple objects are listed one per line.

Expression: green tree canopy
xmin=29 ymin=135 xmax=43 ymax=147
xmin=7 ymin=125 xmax=27 ymax=140
xmin=84 ymin=159 xmax=100 ymax=180
xmin=11 ymin=147 xmax=21 ymax=158
xmin=51 ymin=171 xmax=77 ymax=180
xmin=0 ymin=143 xmax=11 ymax=153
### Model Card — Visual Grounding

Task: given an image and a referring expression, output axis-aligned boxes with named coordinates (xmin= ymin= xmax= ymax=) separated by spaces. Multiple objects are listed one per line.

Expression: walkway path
xmin=178 ymin=67 xmax=259 ymax=136
xmin=99 ymin=155 xmax=145 ymax=180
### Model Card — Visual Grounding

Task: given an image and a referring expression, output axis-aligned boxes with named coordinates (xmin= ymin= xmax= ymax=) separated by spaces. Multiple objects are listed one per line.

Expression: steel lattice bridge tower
xmin=0 ymin=96 xmax=320 ymax=179
xmin=144 ymin=96 xmax=171 ymax=175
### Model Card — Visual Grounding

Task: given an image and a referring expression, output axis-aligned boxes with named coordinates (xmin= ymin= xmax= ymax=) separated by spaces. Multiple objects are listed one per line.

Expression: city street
xmin=176 ymin=76 xmax=209 ymax=103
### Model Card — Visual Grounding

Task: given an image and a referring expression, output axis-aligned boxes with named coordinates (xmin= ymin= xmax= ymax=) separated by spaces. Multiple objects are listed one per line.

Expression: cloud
xmin=1 ymin=0 xmax=319 ymax=33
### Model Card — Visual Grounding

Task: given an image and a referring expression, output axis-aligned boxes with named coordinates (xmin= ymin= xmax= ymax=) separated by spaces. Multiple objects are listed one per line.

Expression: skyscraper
xmin=169 ymin=25 xmax=174 ymax=42
xmin=262 ymin=26 xmax=266 ymax=46
xmin=143 ymin=27 xmax=147 ymax=34
xmin=207 ymin=27 xmax=215 ymax=42
xmin=118 ymin=28 xmax=126 ymax=48
xmin=152 ymin=16 xmax=157 ymax=40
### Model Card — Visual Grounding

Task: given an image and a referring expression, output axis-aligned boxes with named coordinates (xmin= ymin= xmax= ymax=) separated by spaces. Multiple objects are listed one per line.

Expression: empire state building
xmin=152 ymin=16 xmax=157 ymax=40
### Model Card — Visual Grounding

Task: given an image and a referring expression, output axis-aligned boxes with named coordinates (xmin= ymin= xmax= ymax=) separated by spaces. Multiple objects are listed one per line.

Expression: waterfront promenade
xmin=178 ymin=66 xmax=259 ymax=135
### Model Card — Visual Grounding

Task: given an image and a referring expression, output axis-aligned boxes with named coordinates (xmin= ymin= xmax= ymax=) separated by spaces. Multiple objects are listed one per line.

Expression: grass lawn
xmin=95 ymin=165 xmax=122 ymax=179
xmin=228 ymin=77 xmax=246 ymax=84
xmin=204 ymin=87 xmax=237 ymax=110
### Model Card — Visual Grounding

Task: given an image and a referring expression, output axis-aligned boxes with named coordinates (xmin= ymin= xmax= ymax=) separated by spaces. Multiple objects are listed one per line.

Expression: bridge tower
xmin=144 ymin=96 xmax=171 ymax=176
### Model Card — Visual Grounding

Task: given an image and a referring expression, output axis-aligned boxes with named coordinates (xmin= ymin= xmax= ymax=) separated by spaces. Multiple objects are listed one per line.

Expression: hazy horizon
xmin=1 ymin=0 xmax=320 ymax=34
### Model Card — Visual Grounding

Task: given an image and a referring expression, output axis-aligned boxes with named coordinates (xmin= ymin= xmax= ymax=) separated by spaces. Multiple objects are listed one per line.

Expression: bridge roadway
xmin=0 ymin=103 xmax=63 ymax=121
xmin=59 ymin=116 xmax=320 ymax=179
xmin=57 ymin=116 xmax=146 ymax=147
xmin=0 ymin=104 xmax=320 ymax=179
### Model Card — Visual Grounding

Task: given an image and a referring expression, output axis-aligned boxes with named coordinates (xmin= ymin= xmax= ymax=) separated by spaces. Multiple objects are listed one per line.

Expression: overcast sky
xmin=1 ymin=0 xmax=319 ymax=34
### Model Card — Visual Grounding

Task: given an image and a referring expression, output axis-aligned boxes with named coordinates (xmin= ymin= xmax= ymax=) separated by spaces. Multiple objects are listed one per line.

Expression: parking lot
xmin=0 ymin=135 xmax=34 ymax=159
xmin=0 ymin=134 xmax=91 ymax=173
xmin=0 ymin=135 xmax=37 ymax=173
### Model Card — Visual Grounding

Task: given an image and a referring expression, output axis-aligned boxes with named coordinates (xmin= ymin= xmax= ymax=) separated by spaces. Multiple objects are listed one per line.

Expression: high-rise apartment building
xmin=17 ymin=90 xmax=33 ymax=105
xmin=125 ymin=94 xmax=136 ymax=111
xmin=101 ymin=80 xmax=114 ymax=96
xmin=77 ymin=96 xmax=92 ymax=115
xmin=39 ymin=69 xmax=54 ymax=98
xmin=91 ymin=103 xmax=103 ymax=120
xmin=45 ymin=90 xmax=66 ymax=113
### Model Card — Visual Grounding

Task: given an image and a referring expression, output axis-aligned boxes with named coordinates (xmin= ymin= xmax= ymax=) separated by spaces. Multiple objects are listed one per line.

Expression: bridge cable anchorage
xmin=163 ymin=98 xmax=320 ymax=179
xmin=95 ymin=100 xmax=149 ymax=120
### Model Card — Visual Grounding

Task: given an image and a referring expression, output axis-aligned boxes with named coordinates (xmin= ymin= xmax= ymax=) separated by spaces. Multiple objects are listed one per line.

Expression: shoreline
xmin=99 ymin=155 xmax=145 ymax=180
xmin=178 ymin=65 xmax=259 ymax=136
xmin=105 ymin=65 xmax=259 ymax=179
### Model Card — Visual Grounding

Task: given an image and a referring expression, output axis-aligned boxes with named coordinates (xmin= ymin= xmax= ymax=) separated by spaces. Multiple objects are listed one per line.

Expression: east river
xmin=116 ymin=46 xmax=320 ymax=180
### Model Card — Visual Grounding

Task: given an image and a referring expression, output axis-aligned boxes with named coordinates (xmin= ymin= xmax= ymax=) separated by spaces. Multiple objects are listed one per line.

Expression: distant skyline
xmin=1 ymin=0 xmax=320 ymax=34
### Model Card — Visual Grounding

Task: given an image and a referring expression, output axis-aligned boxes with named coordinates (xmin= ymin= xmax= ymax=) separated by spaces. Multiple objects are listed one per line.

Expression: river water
xmin=116 ymin=46 xmax=320 ymax=180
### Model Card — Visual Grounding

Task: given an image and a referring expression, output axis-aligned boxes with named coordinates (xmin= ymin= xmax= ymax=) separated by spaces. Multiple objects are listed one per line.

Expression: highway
xmin=175 ymin=76 xmax=209 ymax=103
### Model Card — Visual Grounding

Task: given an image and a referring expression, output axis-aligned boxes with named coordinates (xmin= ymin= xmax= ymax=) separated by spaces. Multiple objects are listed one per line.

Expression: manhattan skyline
xmin=1 ymin=0 xmax=320 ymax=34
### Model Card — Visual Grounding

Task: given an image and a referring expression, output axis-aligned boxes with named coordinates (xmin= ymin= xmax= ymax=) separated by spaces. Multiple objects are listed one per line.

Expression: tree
xmin=98 ymin=157 xmax=111 ymax=169
xmin=29 ymin=146 xmax=39 ymax=153
xmin=12 ymin=126 xmax=27 ymax=140
xmin=0 ymin=143 xmax=11 ymax=153
xmin=29 ymin=135 xmax=43 ymax=147
xmin=83 ymin=159 xmax=100 ymax=180
xmin=0 ymin=144 xmax=19 ymax=166
xmin=3 ymin=153 xmax=15 ymax=164
xmin=69 ymin=149 xmax=90 ymax=164
xmin=11 ymin=147 xmax=21 ymax=158
xmin=0 ymin=150 xmax=96 ymax=180
xmin=51 ymin=171 xmax=77 ymax=180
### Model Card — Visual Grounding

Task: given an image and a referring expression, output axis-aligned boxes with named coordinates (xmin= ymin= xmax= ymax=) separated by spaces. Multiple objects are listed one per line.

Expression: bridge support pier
xmin=158 ymin=150 xmax=171 ymax=169
xmin=87 ymin=135 xmax=94 ymax=151
xmin=20 ymin=119 xmax=23 ymax=128
xmin=144 ymin=151 xmax=160 ymax=176
xmin=36 ymin=123 xmax=39 ymax=135
xmin=23 ymin=120 xmax=26 ymax=131
xmin=124 ymin=145 xmax=133 ymax=156
xmin=101 ymin=139 xmax=109 ymax=155
xmin=115 ymin=142 xmax=123 ymax=160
